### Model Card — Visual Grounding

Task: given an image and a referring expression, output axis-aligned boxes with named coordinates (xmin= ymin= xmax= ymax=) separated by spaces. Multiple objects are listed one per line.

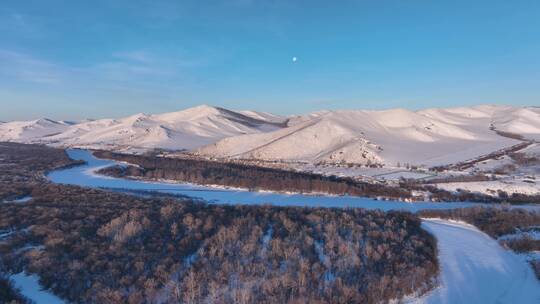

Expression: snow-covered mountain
xmin=197 ymin=105 xmax=540 ymax=167
xmin=1 ymin=104 xmax=539 ymax=166
xmin=0 ymin=105 xmax=287 ymax=152
xmin=0 ymin=118 xmax=72 ymax=142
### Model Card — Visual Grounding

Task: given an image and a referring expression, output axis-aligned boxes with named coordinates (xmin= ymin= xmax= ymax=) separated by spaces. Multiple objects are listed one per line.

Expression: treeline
xmin=0 ymin=142 xmax=439 ymax=303
xmin=0 ymin=142 xmax=83 ymax=201
xmin=422 ymin=174 xmax=494 ymax=184
xmin=95 ymin=151 xmax=540 ymax=204
xmin=509 ymin=152 xmax=540 ymax=167
xmin=419 ymin=206 xmax=540 ymax=238
xmin=94 ymin=151 xmax=413 ymax=200
xmin=500 ymin=236 xmax=540 ymax=253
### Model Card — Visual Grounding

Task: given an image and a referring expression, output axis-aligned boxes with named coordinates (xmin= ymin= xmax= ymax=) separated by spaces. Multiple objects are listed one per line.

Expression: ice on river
xmin=47 ymin=149 xmax=505 ymax=212
xmin=420 ymin=219 xmax=540 ymax=304
xmin=45 ymin=149 xmax=540 ymax=304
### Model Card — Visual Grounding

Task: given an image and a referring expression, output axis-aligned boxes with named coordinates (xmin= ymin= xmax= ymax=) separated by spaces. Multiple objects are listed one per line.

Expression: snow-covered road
xmin=420 ymin=219 xmax=540 ymax=304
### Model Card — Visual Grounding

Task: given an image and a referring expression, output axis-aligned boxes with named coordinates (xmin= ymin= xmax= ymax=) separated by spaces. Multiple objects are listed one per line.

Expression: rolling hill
xmin=0 ymin=105 xmax=287 ymax=152
xmin=197 ymin=105 xmax=539 ymax=167
xmin=1 ymin=104 xmax=538 ymax=167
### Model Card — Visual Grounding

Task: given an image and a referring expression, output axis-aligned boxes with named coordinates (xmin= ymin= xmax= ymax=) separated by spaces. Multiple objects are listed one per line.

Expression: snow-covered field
xmin=436 ymin=179 xmax=540 ymax=197
xmin=467 ymin=155 xmax=515 ymax=172
xmin=290 ymin=163 xmax=435 ymax=181
xmin=420 ymin=219 xmax=540 ymax=304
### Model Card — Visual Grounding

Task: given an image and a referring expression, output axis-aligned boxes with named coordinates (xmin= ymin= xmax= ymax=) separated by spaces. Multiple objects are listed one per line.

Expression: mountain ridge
xmin=197 ymin=105 xmax=540 ymax=167
xmin=1 ymin=104 xmax=539 ymax=166
xmin=0 ymin=105 xmax=286 ymax=152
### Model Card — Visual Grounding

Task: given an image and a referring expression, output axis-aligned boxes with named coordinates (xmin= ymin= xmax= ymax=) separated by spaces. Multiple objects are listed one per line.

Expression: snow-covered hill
xmin=493 ymin=106 xmax=540 ymax=141
xmin=198 ymin=105 xmax=539 ymax=167
xmin=0 ymin=118 xmax=72 ymax=142
xmin=0 ymin=105 xmax=287 ymax=152
xmin=1 ymin=104 xmax=538 ymax=165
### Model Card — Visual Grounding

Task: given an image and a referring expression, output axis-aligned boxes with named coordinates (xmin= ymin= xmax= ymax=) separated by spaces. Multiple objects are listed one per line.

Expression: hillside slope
xmin=1 ymin=104 xmax=538 ymax=166
xmin=1 ymin=105 xmax=286 ymax=151
xmin=0 ymin=119 xmax=72 ymax=142
xmin=198 ymin=105 xmax=535 ymax=167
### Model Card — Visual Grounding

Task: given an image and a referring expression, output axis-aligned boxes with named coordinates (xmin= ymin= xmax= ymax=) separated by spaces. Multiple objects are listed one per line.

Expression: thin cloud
xmin=0 ymin=9 xmax=40 ymax=35
xmin=0 ymin=48 xmax=205 ymax=106
xmin=0 ymin=50 xmax=63 ymax=84
xmin=112 ymin=50 xmax=154 ymax=63
xmin=113 ymin=49 xmax=207 ymax=68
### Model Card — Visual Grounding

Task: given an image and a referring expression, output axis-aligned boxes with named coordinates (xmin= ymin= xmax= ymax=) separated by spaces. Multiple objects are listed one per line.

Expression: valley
xmin=1 ymin=143 xmax=441 ymax=303
xmin=1 ymin=104 xmax=540 ymax=303
xmin=1 ymin=143 xmax=539 ymax=303
xmin=2 ymin=104 xmax=539 ymax=201
xmin=3 ymin=2 xmax=540 ymax=303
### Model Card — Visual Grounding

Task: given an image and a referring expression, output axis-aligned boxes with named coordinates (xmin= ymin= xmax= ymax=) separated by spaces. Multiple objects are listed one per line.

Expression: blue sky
xmin=1 ymin=0 xmax=539 ymax=120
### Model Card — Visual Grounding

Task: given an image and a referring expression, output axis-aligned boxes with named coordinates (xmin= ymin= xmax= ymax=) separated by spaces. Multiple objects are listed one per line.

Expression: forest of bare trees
xmin=94 ymin=151 xmax=414 ymax=200
xmin=0 ymin=143 xmax=439 ymax=303
xmin=96 ymin=151 xmax=540 ymax=205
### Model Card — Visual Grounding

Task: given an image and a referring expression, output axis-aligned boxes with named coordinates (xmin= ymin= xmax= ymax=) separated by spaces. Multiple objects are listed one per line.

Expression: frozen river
xmin=48 ymin=149 xmax=492 ymax=212
xmin=420 ymin=219 xmax=540 ymax=303
xmin=42 ymin=149 xmax=540 ymax=303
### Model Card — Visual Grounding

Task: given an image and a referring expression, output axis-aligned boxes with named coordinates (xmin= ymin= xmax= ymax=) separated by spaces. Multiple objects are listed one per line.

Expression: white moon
xmin=292 ymin=56 xmax=297 ymax=62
